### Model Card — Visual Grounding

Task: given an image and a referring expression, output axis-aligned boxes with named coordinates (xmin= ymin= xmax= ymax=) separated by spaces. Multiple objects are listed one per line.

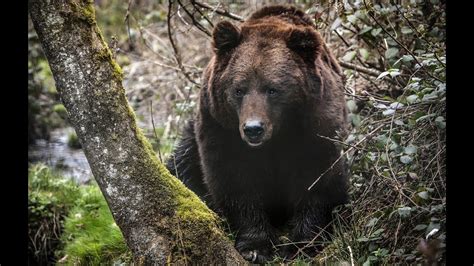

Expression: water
xmin=28 ymin=127 xmax=93 ymax=184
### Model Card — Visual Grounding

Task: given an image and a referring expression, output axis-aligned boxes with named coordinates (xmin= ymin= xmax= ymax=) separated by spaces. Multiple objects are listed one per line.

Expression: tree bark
xmin=29 ymin=0 xmax=244 ymax=264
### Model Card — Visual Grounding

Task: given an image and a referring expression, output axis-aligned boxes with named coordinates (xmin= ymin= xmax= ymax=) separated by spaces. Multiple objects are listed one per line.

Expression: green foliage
xmin=53 ymin=104 xmax=68 ymax=119
xmin=28 ymin=164 xmax=130 ymax=264
xmin=67 ymin=131 xmax=82 ymax=149
xmin=58 ymin=185 xmax=130 ymax=264
xmin=28 ymin=164 xmax=82 ymax=264
xmin=303 ymin=1 xmax=446 ymax=264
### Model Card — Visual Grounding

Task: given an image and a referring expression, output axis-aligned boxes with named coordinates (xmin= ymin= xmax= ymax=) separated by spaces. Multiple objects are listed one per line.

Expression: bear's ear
xmin=212 ymin=21 xmax=241 ymax=54
xmin=286 ymin=27 xmax=323 ymax=63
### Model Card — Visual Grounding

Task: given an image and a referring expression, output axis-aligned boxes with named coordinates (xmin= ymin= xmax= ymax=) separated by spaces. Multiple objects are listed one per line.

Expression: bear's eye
xmin=267 ymin=88 xmax=278 ymax=95
xmin=234 ymin=89 xmax=244 ymax=97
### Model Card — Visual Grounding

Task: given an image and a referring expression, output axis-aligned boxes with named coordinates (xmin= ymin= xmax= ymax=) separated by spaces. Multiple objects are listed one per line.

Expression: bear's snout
xmin=243 ymin=120 xmax=264 ymax=141
xmin=241 ymin=119 xmax=271 ymax=147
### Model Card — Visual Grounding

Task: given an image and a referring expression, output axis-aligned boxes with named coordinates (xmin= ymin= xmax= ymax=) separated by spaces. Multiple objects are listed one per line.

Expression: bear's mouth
xmin=245 ymin=138 xmax=264 ymax=148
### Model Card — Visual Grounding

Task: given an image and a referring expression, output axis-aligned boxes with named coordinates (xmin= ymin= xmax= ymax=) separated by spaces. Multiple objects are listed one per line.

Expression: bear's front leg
xmin=216 ymin=194 xmax=278 ymax=263
xmin=283 ymin=199 xmax=333 ymax=260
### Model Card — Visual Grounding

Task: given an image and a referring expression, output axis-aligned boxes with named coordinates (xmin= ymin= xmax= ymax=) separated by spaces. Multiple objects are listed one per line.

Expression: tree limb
xmin=338 ymin=61 xmax=382 ymax=78
xmin=191 ymin=1 xmax=244 ymax=22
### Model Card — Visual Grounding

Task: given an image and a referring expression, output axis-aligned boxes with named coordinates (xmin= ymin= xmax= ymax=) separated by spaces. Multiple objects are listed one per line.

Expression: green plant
xmin=67 ymin=131 xmax=82 ymax=149
xmin=28 ymin=164 xmax=130 ymax=264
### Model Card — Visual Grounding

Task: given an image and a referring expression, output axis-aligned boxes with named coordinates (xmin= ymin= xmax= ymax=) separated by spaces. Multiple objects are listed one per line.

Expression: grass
xmin=28 ymin=164 xmax=130 ymax=264
xmin=58 ymin=183 xmax=131 ymax=264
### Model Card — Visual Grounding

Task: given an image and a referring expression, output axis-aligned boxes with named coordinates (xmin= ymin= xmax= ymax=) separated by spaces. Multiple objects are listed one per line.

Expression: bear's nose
xmin=243 ymin=121 xmax=264 ymax=140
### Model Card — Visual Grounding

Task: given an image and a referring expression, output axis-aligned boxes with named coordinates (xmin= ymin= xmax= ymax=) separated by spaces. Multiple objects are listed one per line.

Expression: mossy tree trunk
xmin=29 ymin=0 xmax=244 ymax=264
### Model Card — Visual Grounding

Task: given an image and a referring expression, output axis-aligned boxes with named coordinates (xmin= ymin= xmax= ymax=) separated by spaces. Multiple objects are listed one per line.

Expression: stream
xmin=28 ymin=127 xmax=93 ymax=184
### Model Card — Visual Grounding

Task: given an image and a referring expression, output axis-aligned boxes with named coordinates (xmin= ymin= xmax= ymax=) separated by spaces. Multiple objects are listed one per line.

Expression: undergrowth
xmin=28 ymin=164 xmax=130 ymax=264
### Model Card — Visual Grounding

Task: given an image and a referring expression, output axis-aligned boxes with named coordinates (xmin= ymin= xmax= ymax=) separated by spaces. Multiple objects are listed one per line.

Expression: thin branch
xmin=308 ymin=124 xmax=385 ymax=191
xmin=339 ymin=61 xmax=382 ymax=78
xmin=167 ymin=0 xmax=199 ymax=85
xmin=176 ymin=0 xmax=211 ymax=37
xmin=149 ymin=101 xmax=163 ymax=163
xmin=124 ymin=0 xmax=135 ymax=49
xmin=316 ymin=134 xmax=370 ymax=152
xmin=190 ymin=1 xmax=214 ymax=28
xmin=192 ymin=1 xmax=244 ymax=22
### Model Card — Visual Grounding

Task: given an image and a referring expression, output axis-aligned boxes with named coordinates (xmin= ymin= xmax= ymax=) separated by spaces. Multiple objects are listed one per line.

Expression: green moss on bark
xmin=124 ymin=101 xmax=233 ymax=262
xmin=69 ymin=0 xmax=96 ymax=26
xmin=70 ymin=0 xmax=123 ymax=81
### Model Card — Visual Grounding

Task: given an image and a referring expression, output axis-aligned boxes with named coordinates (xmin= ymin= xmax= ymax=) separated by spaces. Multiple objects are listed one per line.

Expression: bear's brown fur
xmin=167 ymin=5 xmax=348 ymax=262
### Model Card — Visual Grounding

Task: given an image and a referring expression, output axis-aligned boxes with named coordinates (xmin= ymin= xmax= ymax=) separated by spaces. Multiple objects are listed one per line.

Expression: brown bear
xmin=167 ymin=5 xmax=349 ymax=263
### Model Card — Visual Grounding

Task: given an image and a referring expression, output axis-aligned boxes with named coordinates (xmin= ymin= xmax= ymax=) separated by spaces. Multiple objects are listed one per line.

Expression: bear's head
xmin=205 ymin=6 xmax=325 ymax=148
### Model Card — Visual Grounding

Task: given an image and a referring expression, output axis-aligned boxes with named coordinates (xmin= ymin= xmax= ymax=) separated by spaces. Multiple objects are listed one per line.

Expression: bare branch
xmin=339 ymin=61 xmax=382 ymax=78
xmin=192 ymin=1 xmax=244 ymax=22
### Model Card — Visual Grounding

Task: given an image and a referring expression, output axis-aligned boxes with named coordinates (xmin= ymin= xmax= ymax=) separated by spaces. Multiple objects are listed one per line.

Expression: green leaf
xmin=402 ymin=55 xmax=414 ymax=62
xmin=417 ymin=191 xmax=429 ymax=200
xmin=343 ymin=51 xmax=357 ymax=62
xmin=435 ymin=116 xmax=446 ymax=129
xmin=390 ymin=102 xmax=404 ymax=109
xmin=371 ymin=228 xmax=385 ymax=237
xmin=416 ymin=113 xmax=436 ymax=123
xmin=401 ymin=26 xmax=413 ymax=34
xmin=414 ymin=224 xmax=428 ymax=231
xmin=377 ymin=71 xmax=390 ymax=80
xmin=350 ymin=114 xmax=362 ymax=127
xmin=359 ymin=26 xmax=373 ymax=35
xmin=406 ymin=94 xmax=419 ymax=104
xmin=347 ymin=100 xmax=358 ymax=113
xmin=400 ymin=155 xmax=413 ymax=164
xmin=359 ymin=48 xmax=370 ymax=61
xmin=347 ymin=14 xmax=358 ymax=23
xmin=363 ymin=260 xmax=370 ymax=266
xmin=389 ymin=70 xmax=401 ymax=77
xmin=376 ymin=134 xmax=389 ymax=145
xmin=366 ymin=218 xmax=379 ymax=227
xmin=394 ymin=119 xmax=404 ymax=126
xmin=408 ymin=172 xmax=418 ymax=179
xmin=371 ymin=28 xmax=382 ymax=37
xmin=385 ymin=48 xmax=399 ymax=59
xmin=404 ymin=145 xmax=418 ymax=155
xmin=330 ymin=18 xmax=342 ymax=31
xmin=422 ymin=91 xmax=439 ymax=101
xmin=383 ymin=109 xmax=395 ymax=116
xmin=397 ymin=206 xmax=412 ymax=218
xmin=346 ymin=134 xmax=356 ymax=143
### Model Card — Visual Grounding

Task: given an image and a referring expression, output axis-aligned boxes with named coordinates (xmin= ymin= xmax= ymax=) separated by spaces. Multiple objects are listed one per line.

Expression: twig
xmin=192 ymin=1 xmax=244 ymax=22
xmin=424 ymin=146 xmax=445 ymax=172
xmin=176 ymin=0 xmax=211 ymax=36
xmin=333 ymin=29 xmax=350 ymax=47
xmin=190 ymin=1 xmax=214 ymax=28
xmin=150 ymin=101 xmax=163 ymax=163
xmin=308 ymin=124 xmax=384 ymax=191
xmin=124 ymin=0 xmax=135 ymax=49
xmin=316 ymin=134 xmax=370 ymax=152
xmin=339 ymin=61 xmax=382 ymax=78
xmin=348 ymin=245 xmax=355 ymax=266
xmin=167 ymin=0 xmax=199 ymax=85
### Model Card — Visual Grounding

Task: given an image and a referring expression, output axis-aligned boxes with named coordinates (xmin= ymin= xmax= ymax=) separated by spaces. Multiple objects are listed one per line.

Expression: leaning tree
xmin=29 ymin=0 xmax=244 ymax=264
